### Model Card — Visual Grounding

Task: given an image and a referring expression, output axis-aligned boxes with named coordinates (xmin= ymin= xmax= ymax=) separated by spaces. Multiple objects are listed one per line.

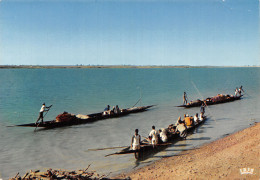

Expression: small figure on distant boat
xmin=149 ymin=126 xmax=158 ymax=147
xmin=235 ymin=88 xmax=239 ymax=96
xmin=131 ymin=129 xmax=141 ymax=151
xmin=183 ymin=92 xmax=188 ymax=105
xmin=36 ymin=103 xmax=51 ymax=124
xmin=103 ymin=105 xmax=111 ymax=115
xmin=115 ymin=105 xmax=120 ymax=114
xmin=104 ymin=105 xmax=110 ymax=111
xmin=200 ymin=103 xmax=205 ymax=115
xmin=112 ymin=106 xmax=116 ymax=114
xmin=238 ymin=86 xmax=244 ymax=96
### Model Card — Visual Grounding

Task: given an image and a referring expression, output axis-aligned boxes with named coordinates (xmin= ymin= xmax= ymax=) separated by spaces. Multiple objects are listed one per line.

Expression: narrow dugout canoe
xmin=108 ymin=116 xmax=207 ymax=159
xmin=177 ymin=95 xmax=243 ymax=108
xmin=14 ymin=105 xmax=155 ymax=129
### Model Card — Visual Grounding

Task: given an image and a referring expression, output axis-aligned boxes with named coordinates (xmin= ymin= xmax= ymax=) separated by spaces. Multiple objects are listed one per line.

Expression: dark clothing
xmin=35 ymin=104 xmax=51 ymax=124
xmin=36 ymin=112 xmax=44 ymax=123
xmin=200 ymin=105 xmax=205 ymax=114
xmin=104 ymin=105 xmax=110 ymax=111
xmin=183 ymin=92 xmax=187 ymax=105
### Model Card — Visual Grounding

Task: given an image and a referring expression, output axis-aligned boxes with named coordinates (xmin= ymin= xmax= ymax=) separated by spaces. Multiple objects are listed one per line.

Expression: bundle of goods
xmin=56 ymin=112 xmax=77 ymax=122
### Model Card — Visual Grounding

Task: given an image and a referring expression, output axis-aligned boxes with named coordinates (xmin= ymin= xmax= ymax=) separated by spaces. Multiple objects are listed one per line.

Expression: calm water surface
xmin=0 ymin=68 xmax=259 ymax=179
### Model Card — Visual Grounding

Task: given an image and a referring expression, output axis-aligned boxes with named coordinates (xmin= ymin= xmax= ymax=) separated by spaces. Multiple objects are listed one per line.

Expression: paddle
xmin=105 ymin=142 xmax=175 ymax=157
xmin=87 ymin=135 xmax=150 ymax=151
xmin=34 ymin=105 xmax=52 ymax=132
xmin=132 ymin=97 xmax=142 ymax=107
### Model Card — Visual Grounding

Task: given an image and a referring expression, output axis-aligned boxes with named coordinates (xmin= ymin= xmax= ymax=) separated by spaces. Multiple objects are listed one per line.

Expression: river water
xmin=0 ymin=67 xmax=259 ymax=179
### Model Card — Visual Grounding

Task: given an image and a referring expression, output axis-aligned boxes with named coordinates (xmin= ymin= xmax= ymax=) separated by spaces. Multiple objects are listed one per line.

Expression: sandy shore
xmin=9 ymin=123 xmax=260 ymax=179
xmin=115 ymin=122 xmax=260 ymax=180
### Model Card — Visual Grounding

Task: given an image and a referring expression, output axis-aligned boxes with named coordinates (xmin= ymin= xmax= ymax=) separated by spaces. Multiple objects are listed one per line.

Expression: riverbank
xmin=115 ymin=122 xmax=260 ymax=180
xmin=8 ymin=122 xmax=260 ymax=179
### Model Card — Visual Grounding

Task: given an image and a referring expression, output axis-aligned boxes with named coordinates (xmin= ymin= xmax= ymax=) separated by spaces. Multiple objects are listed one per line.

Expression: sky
xmin=0 ymin=0 xmax=259 ymax=66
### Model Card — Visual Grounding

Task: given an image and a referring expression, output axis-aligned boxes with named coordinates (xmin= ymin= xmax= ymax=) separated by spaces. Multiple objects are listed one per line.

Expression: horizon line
xmin=0 ymin=65 xmax=259 ymax=69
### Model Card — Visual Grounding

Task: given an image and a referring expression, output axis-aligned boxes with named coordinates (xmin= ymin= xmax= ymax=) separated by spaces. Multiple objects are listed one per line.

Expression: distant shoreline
xmin=0 ymin=65 xmax=259 ymax=69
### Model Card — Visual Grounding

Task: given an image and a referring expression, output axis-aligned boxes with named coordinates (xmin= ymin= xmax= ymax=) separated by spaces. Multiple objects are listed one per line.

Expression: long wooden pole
xmin=86 ymin=146 xmax=129 ymax=151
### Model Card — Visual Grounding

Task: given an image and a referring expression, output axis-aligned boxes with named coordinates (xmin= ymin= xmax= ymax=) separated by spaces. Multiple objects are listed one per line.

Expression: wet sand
xmin=115 ymin=122 xmax=260 ymax=180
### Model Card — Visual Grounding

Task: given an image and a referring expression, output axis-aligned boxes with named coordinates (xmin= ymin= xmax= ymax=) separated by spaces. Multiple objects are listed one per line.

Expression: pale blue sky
xmin=0 ymin=0 xmax=259 ymax=66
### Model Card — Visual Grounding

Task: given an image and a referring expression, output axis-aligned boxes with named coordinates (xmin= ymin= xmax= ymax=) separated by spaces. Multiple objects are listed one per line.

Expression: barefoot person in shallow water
xmin=131 ymin=129 xmax=141 ymax=151
xmin=149 ymin=126 xmax=158 ymax=148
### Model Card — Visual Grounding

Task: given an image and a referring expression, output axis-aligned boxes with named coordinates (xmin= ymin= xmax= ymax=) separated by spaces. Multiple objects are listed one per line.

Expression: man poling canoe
xmin=183 ymin=92 xmax=188 ymax=105
xmin=35 ymin=103 xmax=52 ymax=124
xmin=238 ymin=85 xmax=244 ymax=96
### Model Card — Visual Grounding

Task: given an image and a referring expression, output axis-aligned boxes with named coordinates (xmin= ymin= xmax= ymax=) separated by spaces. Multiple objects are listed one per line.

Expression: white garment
xmin=132 ymin=135 xmax=140 ymax=146
xmin=132 ymin=134 xmax=141 ymax=150
xmin=39 ymin=105 xmax=45 ymax=112
xmin=194 ymin=115 xmax=198 ymax=122
xmin=235 ymin=89 xmax=238 ymax=96
xmin=159 ymin=131 xmax=168 ymax=142
xmin=176 ymin=124 xmax=186 ymax=132
xmin=176 ymin=124 xmax=187 ymax=138
xmin=132 ymin=144 xmax=140 ymax=150
xmin=149 ymin=129 xmax=158 ymax=145
xmin=199 ymin=114 xmax=203 ymax=121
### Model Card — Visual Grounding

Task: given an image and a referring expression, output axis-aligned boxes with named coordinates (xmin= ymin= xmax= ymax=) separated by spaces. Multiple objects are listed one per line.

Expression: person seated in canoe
xmin=110 ymin=106 xmax=116 ymax=115
xmin=167 ymin=124 xmax=176 ymax=133
xmin=35 ymin=103 xmax=52 ymax=124
xmin=176 ymin=119 xmax=187 ymax=139
xmin=131 ymin=129 xmax=141 ymax=151
xmin=113 ymin=105 xmax=120 ymax=114
xmin=183 ymin=92 xmax=187 ymax=105
xmin=149 ymin=126 xmax=158 ymax=148
xmin=199 ymin=112 xmax=205 ymax=121
xmin=104 ymin=105 xmax=110 ymax=111
xmin=184 ymin=114 xmax=194 ymax=127
xmin=175 ymin=116 xmax=184 ymax=126
xmin=103 ymin=105 xmax=111 ymax=115
xmin=205 ymin=97 xmax=212 ymax=102
xmin=194 ymin=113 xmax=199 ymax=124
xmin=158 ymin=128 xmax=168 ymax=143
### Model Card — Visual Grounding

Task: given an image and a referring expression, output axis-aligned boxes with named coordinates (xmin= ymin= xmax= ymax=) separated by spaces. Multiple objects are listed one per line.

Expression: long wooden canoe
xmin=177 ymin=95 xmax=242 ymax=108
xmin=15 ymin=105 xmax=155 ymax=129
xmin=107 ymin=116 xmax=207 ymax=159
